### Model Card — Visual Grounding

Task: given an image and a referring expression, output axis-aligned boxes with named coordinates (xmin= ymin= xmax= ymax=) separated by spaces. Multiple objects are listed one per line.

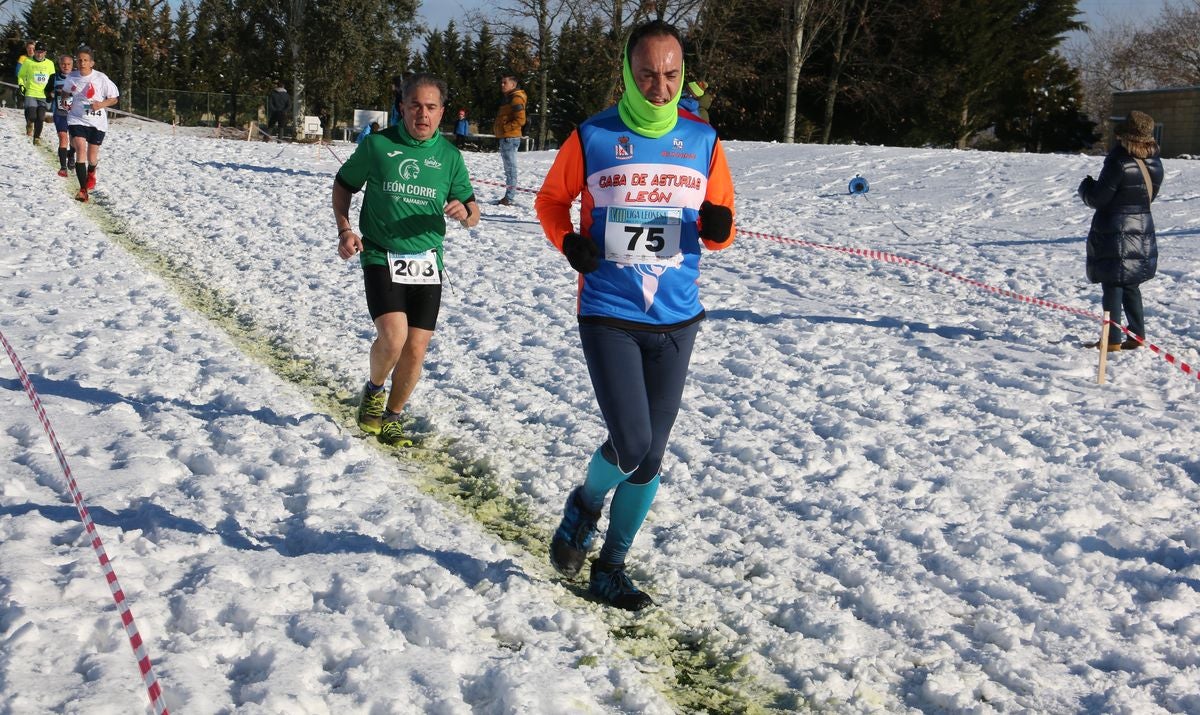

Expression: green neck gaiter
xmin=617 ymin=46 xmax=683 ymax=139
xmin=396 ymin=118 xmax=440 ymax=148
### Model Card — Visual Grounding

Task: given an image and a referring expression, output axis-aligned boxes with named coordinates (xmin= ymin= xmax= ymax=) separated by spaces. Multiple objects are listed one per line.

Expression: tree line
xmin=4 ymin=0 xmax=1194 ymax=152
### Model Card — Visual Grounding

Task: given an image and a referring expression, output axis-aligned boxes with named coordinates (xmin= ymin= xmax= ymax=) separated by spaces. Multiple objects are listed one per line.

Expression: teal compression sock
xmin=597 ymin=474 xmax=659 ymax=566
xmin=579 ymin=448 xmax=633 ymax=513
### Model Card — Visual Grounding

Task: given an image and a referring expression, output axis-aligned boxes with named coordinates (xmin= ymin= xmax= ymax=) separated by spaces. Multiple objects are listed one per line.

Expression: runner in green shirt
xmin=333 ymin=73 xmax=480 ymax=446
xmin=17 ymin=41 xmax=54 ymax=145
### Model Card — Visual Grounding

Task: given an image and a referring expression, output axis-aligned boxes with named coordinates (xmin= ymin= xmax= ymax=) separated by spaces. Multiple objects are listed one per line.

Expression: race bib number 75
xmin=603 ymin=206 xmax=682 ymax=266
xmin=386 ymin=249 xmax=440 ymax=285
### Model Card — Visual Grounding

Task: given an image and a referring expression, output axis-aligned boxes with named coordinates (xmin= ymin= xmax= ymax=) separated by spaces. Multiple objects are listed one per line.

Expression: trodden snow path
xmin=3 ymin=112 xmax=1200 ymax=713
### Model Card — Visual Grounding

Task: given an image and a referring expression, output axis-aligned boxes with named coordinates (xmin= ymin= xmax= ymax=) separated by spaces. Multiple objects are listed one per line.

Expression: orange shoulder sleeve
xmin=702 ymin=139 xmax=736 ymax=251
xmin=535 ymin=131 xmax=586 ymax=252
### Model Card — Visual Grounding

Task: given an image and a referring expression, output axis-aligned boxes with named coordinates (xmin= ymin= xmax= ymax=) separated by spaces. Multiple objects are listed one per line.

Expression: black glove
xmin=1077 ymin=175 xmax=1094 ymax=202
xmin=562 ymin=232 xmax=599 ymax=274
xmin=698 ymin=200 xmax=733 ymax=243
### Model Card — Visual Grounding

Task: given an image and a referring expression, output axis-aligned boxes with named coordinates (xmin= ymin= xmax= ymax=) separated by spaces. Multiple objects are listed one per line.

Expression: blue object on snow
xmin=848 ymin=176 xmax=869 ymax=195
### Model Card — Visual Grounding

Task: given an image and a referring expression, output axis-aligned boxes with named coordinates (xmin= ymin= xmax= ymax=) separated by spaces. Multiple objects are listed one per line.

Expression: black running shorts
xmin=362 ymin=263 xmax=442 ymax=330
xmin=68 ymin=124 xmax=106 ymax=145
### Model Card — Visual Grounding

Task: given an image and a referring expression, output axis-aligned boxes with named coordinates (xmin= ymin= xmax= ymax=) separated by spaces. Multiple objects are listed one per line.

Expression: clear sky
xmin=417 ymin=0 xmax=483 ymax=35
xmin=1073 ymin=0 xmax=1176 ymax=30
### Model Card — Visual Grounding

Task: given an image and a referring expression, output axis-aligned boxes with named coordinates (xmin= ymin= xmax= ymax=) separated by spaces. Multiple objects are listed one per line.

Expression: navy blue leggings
xmin=1101 ymin=282 xmax=1145 ymax=342
xmin=578 ymin=321 xmax=699 ymax=484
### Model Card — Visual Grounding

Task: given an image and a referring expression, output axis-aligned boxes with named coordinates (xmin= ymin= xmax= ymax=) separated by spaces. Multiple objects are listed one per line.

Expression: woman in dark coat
xmin=1078 ymin=110 xmax=1164 ymax=351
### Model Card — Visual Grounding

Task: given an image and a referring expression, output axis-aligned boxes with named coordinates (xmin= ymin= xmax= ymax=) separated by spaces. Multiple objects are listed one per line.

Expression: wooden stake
xmin=1097 ymin=310 xmax=1111 ymax=384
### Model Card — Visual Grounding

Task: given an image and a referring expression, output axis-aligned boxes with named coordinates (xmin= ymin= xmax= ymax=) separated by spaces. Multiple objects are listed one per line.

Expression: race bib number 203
xmin=386 ymin=249 xmax=440 ymax=285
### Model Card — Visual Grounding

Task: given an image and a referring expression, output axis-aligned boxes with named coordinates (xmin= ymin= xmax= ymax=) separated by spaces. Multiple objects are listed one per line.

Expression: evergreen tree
xmin=299 ymin=0 xmax=417 ymax=137
xmin=546 ymin=16 xmax=617 ymax=138
xmin=464 ymin=23 xmax=504 ymax=124
xmin=901 ymin=0 xmax=1083 ymax=148
xmin=995 ymin=53 xmax=1097 ymax=152
xmin=4 ymin=20 xmax=25 ymax=78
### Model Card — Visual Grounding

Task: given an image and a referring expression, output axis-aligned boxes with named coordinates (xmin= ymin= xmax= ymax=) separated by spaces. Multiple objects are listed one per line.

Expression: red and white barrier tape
xmin=1 ymin=330 xmax=170 ymax=714
xmin=475 ymin=169 xmax=1195 ymax=381
xmin=186 ymin=143 xmax=1200 ymax=383
xmin=738 ymin=227 xmax=1196 ymax=381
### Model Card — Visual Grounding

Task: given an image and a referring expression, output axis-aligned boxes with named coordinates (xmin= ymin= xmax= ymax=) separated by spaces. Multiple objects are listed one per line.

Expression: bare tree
xmin=485 ymin=0 xmax=573 ymax=149
xmin=91 ymin=0 xmax=170 ymax=109
xmin=819 ymin=0 xmax=873 ymax=143
xmin=1128 ymin=0 xmax=1200 ymax=86
xmin=1063 ymin=14 xmax=1152 ymax=126
xmin=573 ymin=0 xmax=706 ymax=117
xmin=781 ymin=0 xmax=835 ymax=143
xmin=288 ymin=0 xmax=304 ymax=131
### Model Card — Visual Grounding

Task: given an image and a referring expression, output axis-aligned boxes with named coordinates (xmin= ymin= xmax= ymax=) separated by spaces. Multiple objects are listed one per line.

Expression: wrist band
xmin=338 ymin=227 xmax=353 ymax=236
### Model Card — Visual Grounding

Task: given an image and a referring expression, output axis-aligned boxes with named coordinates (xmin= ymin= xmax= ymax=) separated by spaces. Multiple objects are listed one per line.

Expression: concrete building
xmin=1110 ymin=87 xmax=1200 ymax=158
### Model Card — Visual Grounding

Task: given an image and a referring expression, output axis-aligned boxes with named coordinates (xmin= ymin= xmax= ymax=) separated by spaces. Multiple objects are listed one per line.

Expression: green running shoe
xmin=356 ymin=385 xmax=387 ymax=435
xmin=378 ymin=417 xmax=413 ymax=447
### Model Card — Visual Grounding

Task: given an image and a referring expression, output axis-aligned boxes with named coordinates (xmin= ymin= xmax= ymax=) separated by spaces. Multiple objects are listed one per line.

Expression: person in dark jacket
xmin=1078 ymin=110 xmax=1164 ymax=351
xmin=266 ymin=82 xmax=290 ymax=138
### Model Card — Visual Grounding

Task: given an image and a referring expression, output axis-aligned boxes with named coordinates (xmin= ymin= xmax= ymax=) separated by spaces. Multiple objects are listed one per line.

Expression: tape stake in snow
xmin=848 ymin=175 xmax=869 ymax=195
xmin=735 ymin=227 xmax=1199 ymax=384
xmin=0 ymin=329 xmax=171 ymax=715
xmin=1097 ymin=311 xmax=1112 ymax=384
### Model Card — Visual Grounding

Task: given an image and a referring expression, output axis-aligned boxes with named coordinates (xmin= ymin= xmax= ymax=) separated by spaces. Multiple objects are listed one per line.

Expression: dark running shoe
xmin=549 ymin=487 xmax=600 ymax=578
xmin=589 ymin=561 xmax=653 ymax=611
xmin=1121 ymin=338 xmax=1143 ymax=351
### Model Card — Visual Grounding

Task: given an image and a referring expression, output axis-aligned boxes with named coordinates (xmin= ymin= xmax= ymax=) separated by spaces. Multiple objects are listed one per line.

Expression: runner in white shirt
xmin=61 ymin=45 xmax=119 ymax=203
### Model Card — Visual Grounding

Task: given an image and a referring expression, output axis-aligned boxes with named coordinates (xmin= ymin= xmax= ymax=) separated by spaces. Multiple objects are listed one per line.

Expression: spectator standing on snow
xmin=454 ymin=109 xmax=469 ymax=147
xmin=17 ymin=41 xmax=54 ymax=144
xmin=49 ymin=52 xmax=76 ymax=175
xmin=493 ymin=72 xmax=526 ymax=205
xmin=356 ymin=120 xmax=380 ymax=143
xmin=679 ymin=80 xmax=711 ymax=123
xmin=534 ymin=19 xmax=735 ymax=611
xmin=387 ymin=74 xmax=407 ymax=128
xmin=1079 ymin=110 xmax=1164 ymax=352
xmin=333 ymin=73 xmax=480 ymax=447
xmin=266 ymin=82 xmax=290 ymax=138
xmin=65 ymin=45 xmax=120 ymax=203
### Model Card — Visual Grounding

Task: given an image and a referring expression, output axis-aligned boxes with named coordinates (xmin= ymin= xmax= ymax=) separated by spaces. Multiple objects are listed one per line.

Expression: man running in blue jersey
xmin=535 ymin=19 xmax=736 ymax=610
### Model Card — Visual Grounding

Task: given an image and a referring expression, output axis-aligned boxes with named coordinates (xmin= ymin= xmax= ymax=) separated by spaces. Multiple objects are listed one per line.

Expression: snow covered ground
xmin=2 ymin=111 xmax=1199 ymax=714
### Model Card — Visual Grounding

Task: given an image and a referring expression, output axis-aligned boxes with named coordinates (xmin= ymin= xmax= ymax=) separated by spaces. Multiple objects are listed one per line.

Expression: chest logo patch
xmin=398 ymin=158 xmax=420 ymax=180
xmin=615 ymin=136 xmax=634 ymax=160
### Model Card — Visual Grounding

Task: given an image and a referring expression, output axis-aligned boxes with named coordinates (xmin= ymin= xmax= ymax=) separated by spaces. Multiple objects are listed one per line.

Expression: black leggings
xmin=25 ymin=100 xmax=47 ymax=139
xmin=579 ymin=321 xmax=699 ymax=484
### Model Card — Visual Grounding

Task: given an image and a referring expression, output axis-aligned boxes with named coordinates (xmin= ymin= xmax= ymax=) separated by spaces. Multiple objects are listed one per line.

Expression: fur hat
xmin=1115 ymin=110 xmax=1155 ymax=143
